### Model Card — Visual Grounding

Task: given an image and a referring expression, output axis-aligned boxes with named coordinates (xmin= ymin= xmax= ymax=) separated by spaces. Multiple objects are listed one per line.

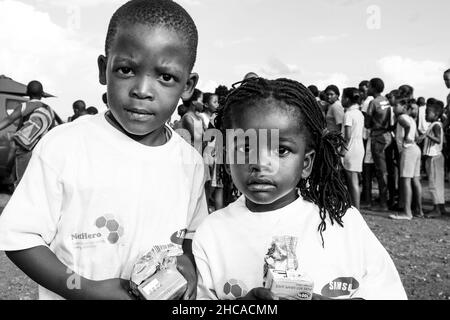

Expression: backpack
xmin=13 ymin=101 xmax=56 ymax=151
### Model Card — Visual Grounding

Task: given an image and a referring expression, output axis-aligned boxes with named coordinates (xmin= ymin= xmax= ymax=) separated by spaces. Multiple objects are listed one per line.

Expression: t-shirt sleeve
xmin=334 ymin=105 xmax=345 ymax=125
xmin=0 ymin=147 xmax=63 ymax=251
xmin=185 ymin=161 xmax=208 ymax=240
xmin=192 ymin=224 xmax=219 ymax=300
xmin=344 ymin=112 xmax=353 ymax=127
xmin=351 ymin=213 xmax=407 ymax=300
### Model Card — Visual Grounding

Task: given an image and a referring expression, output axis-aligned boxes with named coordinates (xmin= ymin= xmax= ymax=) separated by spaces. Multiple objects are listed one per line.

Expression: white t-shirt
xmin=193 ymin=195 xmax=407 ymax=300
xmin=417 ymin=106 xmax=430 ymax=135
xmin=0 ymin=112 xmax=208 ymax=300
xmin=396 ymin=114 xmax=417 ymax=153
xmin=342 ymin=105 xmax=365 ymax=172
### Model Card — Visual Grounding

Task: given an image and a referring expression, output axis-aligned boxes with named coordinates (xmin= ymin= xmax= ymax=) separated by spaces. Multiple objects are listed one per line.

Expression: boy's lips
xmin=124 ymin=107 xmax=155 ymax=121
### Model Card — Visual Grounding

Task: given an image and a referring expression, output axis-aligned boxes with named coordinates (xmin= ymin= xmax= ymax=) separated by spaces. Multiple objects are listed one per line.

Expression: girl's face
xmin=326 ymin=90 xmax=339 ymax=104
xmin=227 ymin=99 xmax=315 ymax=212
xmin=207 ymin=95 xmax=219 ymax=113
xmin=425 ymin=107 xmax=438 ymax=122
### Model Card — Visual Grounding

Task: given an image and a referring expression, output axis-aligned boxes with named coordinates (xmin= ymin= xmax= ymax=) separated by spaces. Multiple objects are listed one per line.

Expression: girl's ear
xmin=98 ymin=55 xmax=107 ymax=85
xmin=301 ymin=150 xmax=316 ymax=179
xmin=181 ymin=73 xmax=199 ymax=101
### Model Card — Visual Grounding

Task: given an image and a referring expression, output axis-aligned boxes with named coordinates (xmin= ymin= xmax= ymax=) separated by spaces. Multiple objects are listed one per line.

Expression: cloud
xmin=309 ymin=33 xmax=348 ymax=44
xmin=377 ymin=55 xmax=446 ymax=93
xmin=313 ymin=72 xmax=349 ymax=90
xmin=0 ymin=0 xmax=104 ymax=118
xmin=260 ymin=57 xmax=299 ymax=77
xmin=213 ymin=37 xmax=254 ymax=49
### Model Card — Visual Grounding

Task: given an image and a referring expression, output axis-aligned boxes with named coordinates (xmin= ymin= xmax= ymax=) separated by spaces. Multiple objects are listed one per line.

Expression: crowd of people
xmin=1 ymin=0 xmax=447 ymax=301
xmin=168 ymin=70 xmax=450 ymax=222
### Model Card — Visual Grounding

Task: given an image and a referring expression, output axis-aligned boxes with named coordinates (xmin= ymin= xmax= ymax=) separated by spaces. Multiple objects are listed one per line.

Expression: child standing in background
xmin=342 ymin=88 xmax=365 ymax=210
xmin=390 ymin=98 xmax=423 ymax=220
xmin=422 ymin=100 xmax=447 ymax=218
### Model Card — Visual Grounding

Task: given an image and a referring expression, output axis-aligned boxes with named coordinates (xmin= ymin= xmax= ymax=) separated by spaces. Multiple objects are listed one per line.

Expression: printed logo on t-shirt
xmin=321 ymin=277 xmax=359 ymax=298
xmin=71 ymin=214 xmax=124 ymax=249
xmin=222 ymin=279 xmax=248 ymax=300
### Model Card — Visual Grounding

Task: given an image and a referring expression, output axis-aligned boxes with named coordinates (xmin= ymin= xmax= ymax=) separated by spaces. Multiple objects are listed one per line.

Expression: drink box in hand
xmin=264 ymin=269 xmax=314 ymax=300
xmin=138 ymin=263 xmax=187 ymax=300
xmin=130 ymin=244 xmax=187 ymax=300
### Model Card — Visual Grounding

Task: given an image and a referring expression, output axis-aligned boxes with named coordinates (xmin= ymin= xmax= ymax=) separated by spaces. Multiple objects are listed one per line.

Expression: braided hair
xmin=216 ymin=78 xmax=351 ymax=247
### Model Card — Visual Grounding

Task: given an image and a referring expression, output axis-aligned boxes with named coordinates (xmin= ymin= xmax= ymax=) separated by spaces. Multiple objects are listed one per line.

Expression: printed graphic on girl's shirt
xmin=321 ymin=277 xmax=360 ymax=298
xmin=223 ymin=279 xmax=248 ymax=299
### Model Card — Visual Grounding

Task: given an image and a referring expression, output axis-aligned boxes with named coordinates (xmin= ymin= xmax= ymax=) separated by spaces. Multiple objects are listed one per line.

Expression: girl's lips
xmin=247 ymin=183 xmax=276 ymax=192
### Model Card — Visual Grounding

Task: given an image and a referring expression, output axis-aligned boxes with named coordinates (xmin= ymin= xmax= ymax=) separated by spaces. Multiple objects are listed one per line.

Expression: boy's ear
xmin=301 ymin=150 xmax=316 ymax=179
xmin=98 ymin=55 xmax=107 ymax=85
xmin=181 ymin=73 xmax=199 ymax=101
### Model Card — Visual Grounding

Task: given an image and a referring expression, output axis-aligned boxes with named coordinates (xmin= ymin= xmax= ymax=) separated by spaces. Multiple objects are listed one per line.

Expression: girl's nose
xmin=130 ymin=76 xmax=154 ymax=100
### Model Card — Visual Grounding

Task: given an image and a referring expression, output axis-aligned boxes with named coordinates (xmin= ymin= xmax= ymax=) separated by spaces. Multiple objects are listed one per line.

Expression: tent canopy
xmin=0 ymin=75 xmax=55 ymax=98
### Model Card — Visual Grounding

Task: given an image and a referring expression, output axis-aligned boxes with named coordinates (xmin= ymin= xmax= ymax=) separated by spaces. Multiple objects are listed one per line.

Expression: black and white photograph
xmin=0 ymin=0 xmax=448 ymax=305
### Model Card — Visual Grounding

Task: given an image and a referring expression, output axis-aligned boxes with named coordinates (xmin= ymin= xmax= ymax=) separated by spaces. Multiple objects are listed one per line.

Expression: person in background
xmin=87 ymin=107 xmax=99 ymax=115
xmin=68 ymin=100 xmax=88 ymax=122
xmin=365 ymin=78 xmax=391 ymax=212
xmin=359 ymin=80 xmax=375 ymax=209
xmin=243 ymin=72 xmax=259 ymax=80
xmin=342 ymin=88 xmax=365 ymax=209
xmin=308 ymin=85 xmax=326 ymax=117
xmin=421 ymin=100 xmax=448 ymax=218
xmin=181 ymin=88 xmax=205 ymax=154
xmin=442 ymin=69 xmax=450 ymax=182
xmin=325 ymin=85 xmax=344 ymax=133
xmin=0 ymin=80 xmax=59 ymax=187
xmin=389 ymin=97 xmax=422 ymax=220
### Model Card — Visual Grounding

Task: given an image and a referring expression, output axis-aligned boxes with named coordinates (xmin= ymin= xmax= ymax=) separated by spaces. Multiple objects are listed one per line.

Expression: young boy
xmin=389 ymin=98 xmax=422 ymax=220
xmin=422 ymin=100 xmax=447 ymax=217
xmin=0 ymin=0 xmax=207 ymax=300
xmin=365 ymin=78 xmax=392 ymax=211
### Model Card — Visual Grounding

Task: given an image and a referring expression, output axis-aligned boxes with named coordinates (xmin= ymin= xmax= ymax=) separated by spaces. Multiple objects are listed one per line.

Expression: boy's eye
xmin=161 ymin=74 xmax=175 ymax=82
xmin=237 ymin=145 xmax=251 ymax=154
xmin=117 ymin=67 xmax=134 ymax=76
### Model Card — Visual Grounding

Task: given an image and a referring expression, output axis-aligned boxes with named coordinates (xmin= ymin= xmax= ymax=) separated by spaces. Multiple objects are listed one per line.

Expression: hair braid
xmin=217 ymin=77 xmax=351 ymax=247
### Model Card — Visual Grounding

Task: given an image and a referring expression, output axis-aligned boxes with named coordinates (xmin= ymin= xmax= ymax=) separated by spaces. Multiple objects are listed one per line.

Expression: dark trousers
xmin=371 ymin=133 xmax=392 ymax=207
xmin=385 ymin=139 xmax=399 ymax=207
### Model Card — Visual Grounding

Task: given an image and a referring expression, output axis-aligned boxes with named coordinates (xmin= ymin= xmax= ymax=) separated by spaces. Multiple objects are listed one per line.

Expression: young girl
xmin=421 ymin=100 xmax=447 ymax=217
xmin=325 ymin=85 xmax=345 ymax=133
xmin=389 ymin=98 xmax=423 ymax=220
xmin=341 ymin=88 xmax=365 ymax=209
xmin=193 ymin=78 xmax=407 ymax=300
xmin=181 ymin=88 xmax=205 ymax=154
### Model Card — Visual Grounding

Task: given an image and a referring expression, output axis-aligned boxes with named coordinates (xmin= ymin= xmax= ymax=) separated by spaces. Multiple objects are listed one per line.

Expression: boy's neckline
xmin=104 ymin=110 xmax=172 ymax=147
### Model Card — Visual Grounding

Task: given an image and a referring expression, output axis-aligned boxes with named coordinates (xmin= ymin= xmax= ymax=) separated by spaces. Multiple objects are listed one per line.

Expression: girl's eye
xmin=275 ymin=147 xmax=290 ymax=156
xmin=117 ymin=67 xmax=133 ymax=76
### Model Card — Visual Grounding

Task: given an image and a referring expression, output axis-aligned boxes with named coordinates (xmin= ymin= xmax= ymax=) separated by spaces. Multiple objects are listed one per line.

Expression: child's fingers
xmin=252 ymin=288 xmax=274 ymax=300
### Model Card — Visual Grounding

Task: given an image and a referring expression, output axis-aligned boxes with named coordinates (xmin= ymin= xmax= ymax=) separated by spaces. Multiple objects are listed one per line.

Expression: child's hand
xmin=92 ymin=278 xmax=135 ymax=300
xmin=176 ymin=254 xmax=197 ymax=300
xmin=238 ymin=288 xmax=274 ymax=300
xmin=417 ymin=135 xmax=425 ymax=143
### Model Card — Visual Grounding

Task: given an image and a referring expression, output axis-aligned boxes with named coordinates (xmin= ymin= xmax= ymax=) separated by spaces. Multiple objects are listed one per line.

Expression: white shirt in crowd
xmin=342 ymin=104 xmax=365 ymax=172
xmin=395 ymin=114 xmax=418 ymax=153
xmin=0 ymin=112 xmax=208 ymax=300
xmin=423 ymin=121 xmax=443 ymax=157
xmin=417 ymin=106 xmax=430 ymax=135
xmin=193 ymin=195 xmax=407 ymax=300
xmin=361 ymin=96 xmax=374 ymax=140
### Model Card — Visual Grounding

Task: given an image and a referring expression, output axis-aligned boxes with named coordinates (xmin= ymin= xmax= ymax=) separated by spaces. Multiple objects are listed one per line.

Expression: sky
xmin=1 ymin=0 xmax=449 ymax=120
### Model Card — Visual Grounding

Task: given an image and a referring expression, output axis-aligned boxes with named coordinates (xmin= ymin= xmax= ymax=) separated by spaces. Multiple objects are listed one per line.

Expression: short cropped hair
xmin=369 ymin=78 xmax=384 ymax=94
xmin=105 ymin=0 xmax=198 ymax=70
xmin=307 ymin=85 xmax=319 ymax=98
xmin=26 ymin=80 xmax=44 ymax=98
xmin=87 ymin=106 xmax=99 ymax=115
xmin=444 ymin=69 xmax=450 ymax=75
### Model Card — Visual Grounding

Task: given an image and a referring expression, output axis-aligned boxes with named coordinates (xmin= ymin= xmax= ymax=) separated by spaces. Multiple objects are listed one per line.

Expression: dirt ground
xmin=0 ymin=182 xmax=449 ymax=300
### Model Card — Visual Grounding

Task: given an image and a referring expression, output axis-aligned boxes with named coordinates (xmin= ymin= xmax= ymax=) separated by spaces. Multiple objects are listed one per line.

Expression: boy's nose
xmin=249 ymin=149 xmax=275 ymax=172
xmin=131 ymin=76 xmax=155 ymax=100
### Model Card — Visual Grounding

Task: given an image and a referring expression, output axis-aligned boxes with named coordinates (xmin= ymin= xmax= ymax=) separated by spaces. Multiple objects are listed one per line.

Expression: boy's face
xmin=444 ymin=72 xmax=450 ymax=89
xmin=98 ymin=24 xmax=198 ymax=137
xmin=425 ymin=107 xmax=437 ymax=122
